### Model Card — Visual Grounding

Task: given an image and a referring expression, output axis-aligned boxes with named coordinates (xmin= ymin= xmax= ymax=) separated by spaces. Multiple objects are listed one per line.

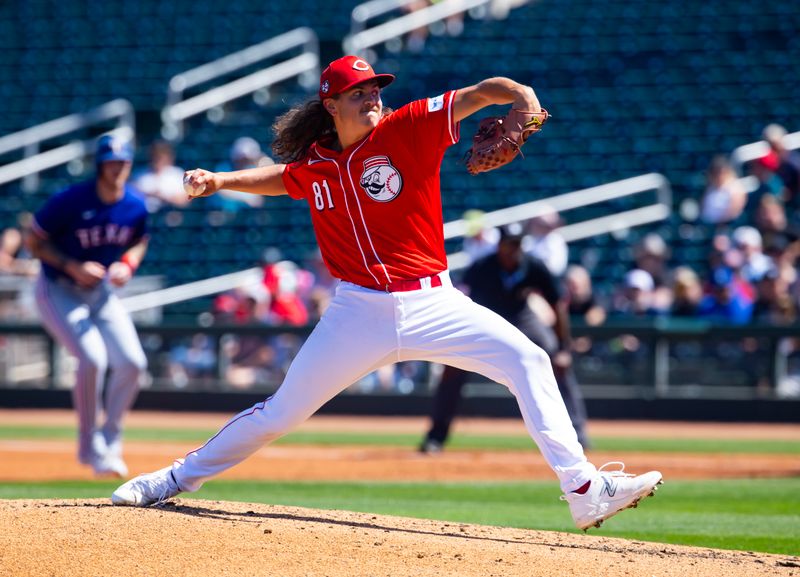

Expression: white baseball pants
xmin=35 ymin=275 xmax=146 ymax=461
xmin=173 ymin=272 xmax=596 ymax=493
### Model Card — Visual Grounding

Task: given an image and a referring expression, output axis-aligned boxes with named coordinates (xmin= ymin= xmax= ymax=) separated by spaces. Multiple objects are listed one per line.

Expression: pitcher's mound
xmin=0 ymin=499 xmax=795 ymax=577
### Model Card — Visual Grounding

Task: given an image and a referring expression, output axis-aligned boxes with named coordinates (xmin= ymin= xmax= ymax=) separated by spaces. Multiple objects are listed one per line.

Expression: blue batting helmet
xmin=95 ymin=134 xmax=134 ymax=163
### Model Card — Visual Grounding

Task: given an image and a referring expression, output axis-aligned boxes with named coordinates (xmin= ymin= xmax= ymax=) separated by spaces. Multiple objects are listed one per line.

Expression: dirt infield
xmin=1 ymin=410 xmax=798 ymax=576
xmin=0 ymin=410 xmax=798 ymax=482
xmin=2 ymin=499 xmax=798 ymax=577
xmin=2 ymin=439 xmax=799 ymax=483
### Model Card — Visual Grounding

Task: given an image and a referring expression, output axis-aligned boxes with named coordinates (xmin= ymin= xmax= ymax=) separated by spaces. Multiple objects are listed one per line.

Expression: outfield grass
xmin=1 ymin=478 xmax=797 ymax=556
xmin=2 ymin=424 xmax=799 ymax=454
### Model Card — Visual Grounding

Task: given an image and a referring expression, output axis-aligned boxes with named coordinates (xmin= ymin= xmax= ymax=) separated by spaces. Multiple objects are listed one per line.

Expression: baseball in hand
xmin=183 ymin=171 xmax=206 ymax=197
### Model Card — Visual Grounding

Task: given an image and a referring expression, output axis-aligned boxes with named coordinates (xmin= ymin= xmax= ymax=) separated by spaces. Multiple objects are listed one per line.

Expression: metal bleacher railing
xmin=730 ymin=129 xmax=800 ymax=178
xmin=0 ymin=99 xmax=135 ymax=193
xmin=344 ymin=0 xmax=527 ymax=56
xmin=161 ymin=27 xmax=320 ymax=141
xmin=725 ymin=129 xmax=800 ymax=196
xmin=445 ymin=173 xmax=671 ymax=271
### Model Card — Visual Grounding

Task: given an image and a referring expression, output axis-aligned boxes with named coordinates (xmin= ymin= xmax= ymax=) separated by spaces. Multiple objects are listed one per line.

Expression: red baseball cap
xmin=318 ymin=55 xmax=394 ymax=100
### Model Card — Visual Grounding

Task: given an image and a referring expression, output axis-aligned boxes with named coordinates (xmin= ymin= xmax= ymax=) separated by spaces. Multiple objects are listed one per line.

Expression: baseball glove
xmin=464 ymin=108 xmax=550 ymax=175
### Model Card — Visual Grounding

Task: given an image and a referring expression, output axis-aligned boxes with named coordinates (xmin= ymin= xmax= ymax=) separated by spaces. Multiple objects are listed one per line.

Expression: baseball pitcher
xmin=113 ymin=56 xmax=661 ymax=530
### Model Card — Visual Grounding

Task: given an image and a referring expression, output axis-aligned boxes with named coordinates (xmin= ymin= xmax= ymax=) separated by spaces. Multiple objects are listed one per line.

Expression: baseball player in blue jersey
xmin=26 ymin=134 xmax=149 ymax=477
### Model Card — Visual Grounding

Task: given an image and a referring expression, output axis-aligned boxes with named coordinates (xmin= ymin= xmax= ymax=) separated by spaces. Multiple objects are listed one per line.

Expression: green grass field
xmin=1 ymin=424 xmax=798 ymax=556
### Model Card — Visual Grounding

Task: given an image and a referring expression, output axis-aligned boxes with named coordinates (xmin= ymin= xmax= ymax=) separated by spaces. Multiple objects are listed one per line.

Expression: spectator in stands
xmin=564 ymin=264 xmax=605 ymax=358
xmin=633 ymin=233 xmax=669 ymax=286
xmin=697 ymin=266 xmax=754 ymax=325
xmin=751 ymin=266 xmax=797 ymax=325
xmin=212 ymin=283 xmax=270 ymax=325
xmin=0 ymin=212 xmax=39 ymax=320
xmin=669 ymin=266 xmax=703 ymax=318
xmin=755 ymin=196 xmax=800 ymax=266
xmin=211 ymin=137 xmax=273 ymax=212
xmin=764 ymin=235 xmax=798 ymax=282
xmin=213 ymin=282 xmax=278 ymax=389
xmin=762 ymin=123 xmax=800 ymax=207
xmin=168 ymin=333 xmax=218 ymax=389
xmin=525 ymin=207 xmax=568 ymax=277
xmin=0 ymin=213 xmax=39 ymax=278
xmin=732 ymin=226 xmax=773 ymax=284
xmin=746 ymin=151 xmax=787 ymax=210
xmin=706 ymin=231 xmax=732 ymax=273
xmin=262 ymin=260 xmax=311 ymax=327
xmin=700 ymin=155 xmax=747 ymax=227
xmin=606 ymin=269 xmax=665 ymax=365
xmin=610 ymin=269 xmax=665 ymax=317
xmin=133 ymin=140 xmax=187 ymax=212
xmin=461 ymin=209 xmax=499 ymax=265
xmin=220 ymin=333 xmax=278 ymax=391
xmin=564 ymin=264 xmax=606 ymax=326
xmin=633 ymin=232 xmax=672 ymax=311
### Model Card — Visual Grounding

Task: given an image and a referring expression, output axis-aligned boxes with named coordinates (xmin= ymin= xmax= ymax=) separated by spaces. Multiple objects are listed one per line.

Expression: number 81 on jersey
xmin=313 ymin=180 xmax=334 ymax=211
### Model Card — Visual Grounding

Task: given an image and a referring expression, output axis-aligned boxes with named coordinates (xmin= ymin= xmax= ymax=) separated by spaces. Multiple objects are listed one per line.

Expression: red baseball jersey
xmin=282 ymin=90 xmax=460 ymax=290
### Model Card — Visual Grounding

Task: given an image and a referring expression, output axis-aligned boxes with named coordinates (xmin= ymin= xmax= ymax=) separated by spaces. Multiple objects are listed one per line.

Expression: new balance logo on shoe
xmin=600 ymin=476 xmax=618 ymax=498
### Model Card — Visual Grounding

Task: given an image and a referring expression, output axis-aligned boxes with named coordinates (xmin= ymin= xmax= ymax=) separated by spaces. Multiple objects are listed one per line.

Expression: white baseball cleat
xmin=101 ymin=437 xmax=129 ymax=478
xmin=79 ymin=452 xmax=126 ymax=479
xmin=561 ymin=461 xmax=663 ymax=531
xmin=80 ymin=433 xmax=128 ymax=478
xmin=90 ymin=457 xmax=126 ymax=479
xmin=111 ymin=465 xmax=182 ymax=507
xmin=99 ymin=455 xmax=129 ymax=479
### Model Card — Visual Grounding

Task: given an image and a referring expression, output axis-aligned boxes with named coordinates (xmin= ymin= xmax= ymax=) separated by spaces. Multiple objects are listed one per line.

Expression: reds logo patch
xmin=359 ymin=156 xmax=403 ymax=202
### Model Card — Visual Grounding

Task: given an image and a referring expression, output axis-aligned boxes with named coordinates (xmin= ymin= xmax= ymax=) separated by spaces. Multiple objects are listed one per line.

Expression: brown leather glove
xmin=464 ymin=108 xmax=550 ymax=175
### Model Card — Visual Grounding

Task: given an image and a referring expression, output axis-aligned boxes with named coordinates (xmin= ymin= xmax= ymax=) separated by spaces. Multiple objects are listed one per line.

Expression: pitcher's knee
xmin=520 ymin=341 xmax=551 ymax=368
xmin=250 ymin=401 xmax=311 ymax=440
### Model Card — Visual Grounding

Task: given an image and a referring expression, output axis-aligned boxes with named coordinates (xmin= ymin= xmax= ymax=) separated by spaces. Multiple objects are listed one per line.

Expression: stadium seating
xmin=1 ymin=0 xmax=798 ymax=321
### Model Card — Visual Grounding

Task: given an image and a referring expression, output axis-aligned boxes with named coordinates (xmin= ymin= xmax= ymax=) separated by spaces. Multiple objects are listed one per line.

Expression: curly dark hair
xmin=271 ymin=98 xmax=393 ymax=164
xmin=271 ymin=100 xmax=334 ymax=164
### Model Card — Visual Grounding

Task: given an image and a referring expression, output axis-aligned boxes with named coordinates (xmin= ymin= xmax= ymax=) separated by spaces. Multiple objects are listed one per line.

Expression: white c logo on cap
xmin=352 ymin=59 xmax=370 ymax=71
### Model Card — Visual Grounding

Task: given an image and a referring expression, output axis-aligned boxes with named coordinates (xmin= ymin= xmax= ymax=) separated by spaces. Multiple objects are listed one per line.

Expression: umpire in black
xmin=420 ymin=222 xmax=590 ymax=451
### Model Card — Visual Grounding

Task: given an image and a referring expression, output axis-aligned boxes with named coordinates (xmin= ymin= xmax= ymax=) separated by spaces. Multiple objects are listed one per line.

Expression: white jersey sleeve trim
xmin=446 ymin=91 xmax=460 ymax=145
